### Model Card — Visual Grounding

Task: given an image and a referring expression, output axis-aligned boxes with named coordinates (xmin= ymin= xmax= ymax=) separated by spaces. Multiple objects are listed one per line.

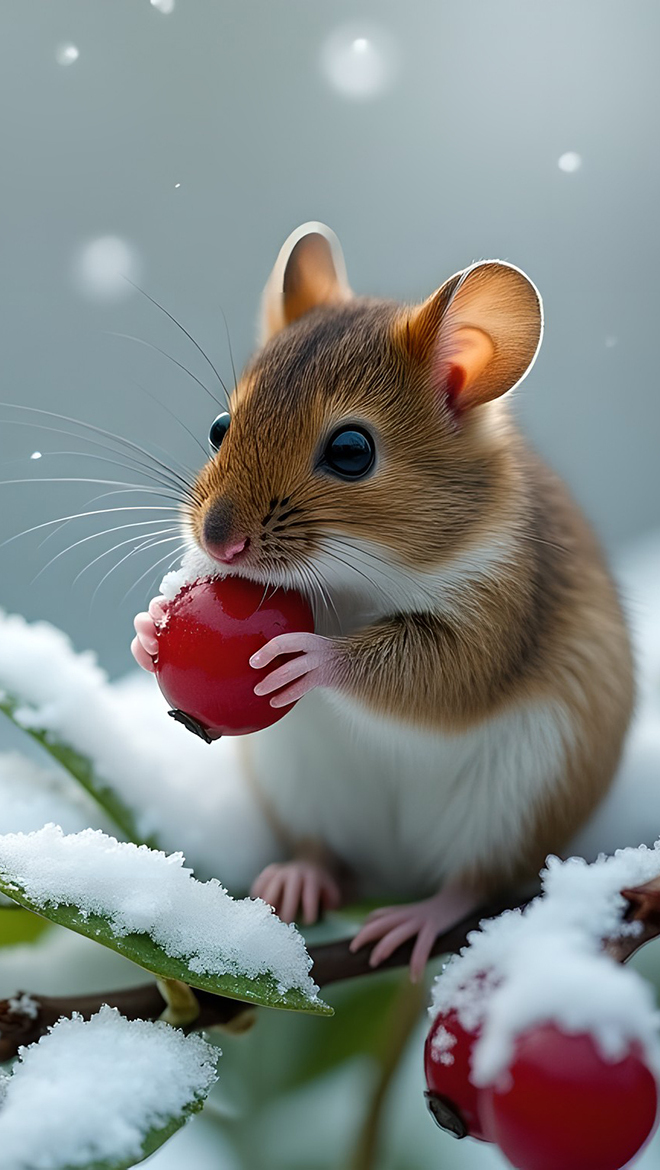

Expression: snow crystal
xmin=160 ymin=545 xmax=222 ymax=601
xmin=430 ymin=1024 xmax=456 ymax=1067
xmin=7 ymin=993 xmax=38 ymax=1020
xmin=55 ymin=44 xmax=79 ymax=67
xmin=0 ymin=826 xmax=319 ymax=999
xmin=0 ymin=1006 xmax=217 ymax=1170
xmin=0 ymin=753 xmax=95 ymax=837
xmin=430 ymin=843 xmax=660 ymax=1087
xmin=558 ymin=151 xmax=582 ymax=173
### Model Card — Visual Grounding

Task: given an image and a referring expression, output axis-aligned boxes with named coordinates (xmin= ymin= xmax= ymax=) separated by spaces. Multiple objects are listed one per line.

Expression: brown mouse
xmin=133 ymin=222 xmax=634 ymax=980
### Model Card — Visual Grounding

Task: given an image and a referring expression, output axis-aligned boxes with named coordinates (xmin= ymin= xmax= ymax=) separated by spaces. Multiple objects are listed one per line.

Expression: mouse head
xmin=188 ymin=223 xmax=543 ymax=614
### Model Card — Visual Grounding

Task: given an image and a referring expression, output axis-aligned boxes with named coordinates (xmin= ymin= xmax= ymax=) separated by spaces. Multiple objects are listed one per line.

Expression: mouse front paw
xmin=249 ymin=632 xmax=342 ymax=707
xmin=131 ymin=596 xmax=168 ymax=673
xmin=251 ymin=859 xmax=341 ymax=926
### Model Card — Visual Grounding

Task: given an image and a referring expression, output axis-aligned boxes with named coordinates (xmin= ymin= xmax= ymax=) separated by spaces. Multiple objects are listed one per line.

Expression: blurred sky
xmin=0 ymin=0 xmax=658 ymax=675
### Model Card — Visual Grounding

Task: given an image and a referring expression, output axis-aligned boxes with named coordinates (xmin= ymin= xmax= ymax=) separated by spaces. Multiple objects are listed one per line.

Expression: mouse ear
xmin=403 ymin=261 xmax=543 ymax=411
xmin=259 ymin=222 xmax=352 ymax=343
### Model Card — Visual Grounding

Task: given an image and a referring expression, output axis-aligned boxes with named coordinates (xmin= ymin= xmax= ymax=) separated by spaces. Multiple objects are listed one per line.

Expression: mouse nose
xmin=202 ymin=501 xmax=249 ymax=564
xmin=205 ymin=536 xmax=249 ymax=564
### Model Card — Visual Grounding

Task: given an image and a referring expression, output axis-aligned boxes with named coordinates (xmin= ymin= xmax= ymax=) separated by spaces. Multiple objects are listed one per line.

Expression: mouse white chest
xmin=247 ymin=688 xmax=573 ymax=898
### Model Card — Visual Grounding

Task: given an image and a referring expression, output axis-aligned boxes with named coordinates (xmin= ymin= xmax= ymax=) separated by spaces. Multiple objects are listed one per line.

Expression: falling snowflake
xmin=72 ymin=236 xmax=142 ymax=303
xmin=558 ymin=152 xmax=582 ymax=173
xmin=320 ymin=25 xmax=398 ymax=100
xmin=55 ymin=44 xmax=79 ymax=67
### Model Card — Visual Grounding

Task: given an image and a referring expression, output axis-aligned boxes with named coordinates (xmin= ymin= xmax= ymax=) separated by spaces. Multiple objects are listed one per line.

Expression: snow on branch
xmin=0 ymin=1006 xmax=217 ymax=1170
xmin=4 ymin=849 xmax=660 ymax=1068
xmin=0 ymin=826 xmax=329 ymax=1014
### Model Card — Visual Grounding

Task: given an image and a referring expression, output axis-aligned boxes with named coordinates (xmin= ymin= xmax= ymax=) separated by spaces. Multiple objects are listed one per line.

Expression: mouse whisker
xmin=90 ymin=534 xmax=184 ymax=607
xmin=302 ymin=558 xmax=341 ymax=629
xmin=316 ymin=545 xmax=394 ymax=605
xmin=0 ymin=416 xmax=198 ymax=500
xmin=320 ymin=539 xmax=412 ymax=604
xmin=0 ymin=474 xmax=190 ymax=499
xmin=0 ymin=403 xmax=199 ymax=493
xmin=218 ymin=306 xmax=238 ymax=394
xmin=31 ymin=518 xmax=181 ymax=585
xmin=130 ymin=380 xmax=209 ymax=462
xmin=73 ymin=527 xmax=181 ymax=588
xmin=121 ymin=539 xmax=189 ymax=605
xmin=110 ymin=332 xmax=226 ymax=411
xmin=37 ymin=485 xmax=187 ymax=552
xmin=0 ymin=505 xmax=181 ymax=552
xmin=124 ymin=280 xmax=230 ymax=403
xmin=4 ymin=447 xmax=198 ymax=505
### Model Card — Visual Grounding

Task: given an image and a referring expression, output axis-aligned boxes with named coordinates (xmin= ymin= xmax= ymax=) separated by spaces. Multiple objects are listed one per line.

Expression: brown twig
xmin=605 ymin=876 xmax=660 ymax=962
xmin=0 ymin=889 xmax=525 ymax=1059
xmin=4 ymin=880 xmax=658 ymax=1062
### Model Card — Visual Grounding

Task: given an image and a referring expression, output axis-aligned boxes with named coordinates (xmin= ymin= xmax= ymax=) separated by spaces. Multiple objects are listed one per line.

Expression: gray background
xmin=0 ymin=0 xmax=658 ymax=677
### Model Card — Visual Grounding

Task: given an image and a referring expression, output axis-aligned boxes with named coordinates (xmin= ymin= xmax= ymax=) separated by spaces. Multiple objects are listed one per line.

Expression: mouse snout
xmin=202 ymin=500 xmax=250 ymax=564
xmin=206 ymin=536 xmax=250 ymax=564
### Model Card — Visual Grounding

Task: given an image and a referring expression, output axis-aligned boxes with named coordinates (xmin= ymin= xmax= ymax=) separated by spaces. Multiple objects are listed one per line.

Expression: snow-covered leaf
xmin=0 ymin=907 xmax=50 ymax=947
xmin=72 ymin=1104 xmax=204 ymax=1170
xmin=0 ymin=1006 xmax=217 ymax=1170
xmin=0 ymin=827 xmax=331 ymax=1015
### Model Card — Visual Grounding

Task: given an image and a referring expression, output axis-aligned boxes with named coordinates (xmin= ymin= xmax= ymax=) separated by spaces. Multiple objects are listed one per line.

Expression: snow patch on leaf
xmin=0 ymin=1005 xmax=217 ymax=1170
xmin=0 ymin=826 xmax=320 ymax=1000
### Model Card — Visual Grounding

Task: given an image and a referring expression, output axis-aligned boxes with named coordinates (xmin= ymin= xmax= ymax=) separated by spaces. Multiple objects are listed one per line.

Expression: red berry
xmin=424 ymin=1009 xmax=492 ymax=1142
xmin=155 ymin=576 xmax=314 ymax=739
xmin=481 ymin=1024 xmax=658 ymax=1170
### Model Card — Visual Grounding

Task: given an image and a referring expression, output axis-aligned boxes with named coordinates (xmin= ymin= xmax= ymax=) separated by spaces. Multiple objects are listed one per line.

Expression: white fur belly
xmin=247 ymin=691 xmax=574 ymax=898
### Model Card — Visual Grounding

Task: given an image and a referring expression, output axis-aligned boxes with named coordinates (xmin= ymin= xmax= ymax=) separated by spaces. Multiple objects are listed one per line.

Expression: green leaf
xmin=0 ymin=880 xmax=332 ymax=1017
xmin=0 ymin=696 xmax=149 ymax=847
xmin=0 ymin=906 xmax=50 ymax=947
xmin=59 ymin=1097 xmax=205 ymax=1170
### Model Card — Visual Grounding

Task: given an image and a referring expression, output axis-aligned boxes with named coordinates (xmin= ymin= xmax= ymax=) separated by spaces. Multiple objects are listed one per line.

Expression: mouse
xmin=132 ymin=221 xmax=634 ymax=981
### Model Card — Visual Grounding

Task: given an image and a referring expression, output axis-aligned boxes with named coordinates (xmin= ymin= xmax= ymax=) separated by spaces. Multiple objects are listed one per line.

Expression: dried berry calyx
xmin=424 ymin=1008 xmax=493 ymax=1144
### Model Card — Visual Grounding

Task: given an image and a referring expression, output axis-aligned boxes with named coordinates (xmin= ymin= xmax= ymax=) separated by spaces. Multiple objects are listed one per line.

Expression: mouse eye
xmin=208 ymin=412 xmax=231 ymax=454
xmin=321 ymin=426 xmax=375 ymax=481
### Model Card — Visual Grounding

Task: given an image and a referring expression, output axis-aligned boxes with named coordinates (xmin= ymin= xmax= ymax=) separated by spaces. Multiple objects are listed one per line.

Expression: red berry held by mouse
xmin=480 ymin=1023 xmax=658 ymax=1170
xmin=154 ymin=576 xmax=314 ymax=740
xmin=424 ymin=1008 xmax=492 ymax=1141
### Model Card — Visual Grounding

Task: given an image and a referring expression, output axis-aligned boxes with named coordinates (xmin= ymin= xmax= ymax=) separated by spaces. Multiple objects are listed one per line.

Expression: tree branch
xmin=3 ymin=881 xmax=656 ymax=1061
